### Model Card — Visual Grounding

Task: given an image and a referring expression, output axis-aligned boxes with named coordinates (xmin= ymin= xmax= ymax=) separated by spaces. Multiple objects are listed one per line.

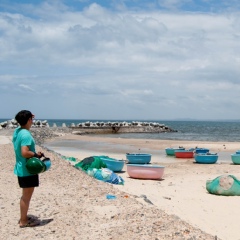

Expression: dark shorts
xmin=18 ymin=175 xmax=39 ymax=188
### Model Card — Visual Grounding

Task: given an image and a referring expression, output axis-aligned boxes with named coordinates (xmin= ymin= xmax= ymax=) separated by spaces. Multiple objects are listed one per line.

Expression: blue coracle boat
xmin=126 ymin=153 xmax=151 ymax=164
xmin=194 ymin=153 xmax=218 ymax=164
xmin=195 ymin=148 xmax=210 ymax=154
xmin=231 ymin=153 xmax=240 ymax=165
xmin=99 ymin=157 xmax=125 ymax=172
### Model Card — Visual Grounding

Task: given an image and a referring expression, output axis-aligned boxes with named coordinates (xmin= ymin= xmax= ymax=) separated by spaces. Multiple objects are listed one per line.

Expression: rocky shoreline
xmin=0 ymin=127 xmax=71 ymax=145
xmin=0 ymin=119 xmax=177 ymax=145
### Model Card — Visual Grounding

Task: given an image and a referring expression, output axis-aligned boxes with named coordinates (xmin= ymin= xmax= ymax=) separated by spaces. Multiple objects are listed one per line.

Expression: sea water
xmin=107 ymin=120 xmax=240 ymax=142
xmin=2 ymin=118 xmax=238 ymax=162
xmin=43 ymin=119 xmax=240 ymax=163
xmin=1 ymin=118 xmax=240 ymax=142
xmin=49 ymin=119 xmax=240 ymax=142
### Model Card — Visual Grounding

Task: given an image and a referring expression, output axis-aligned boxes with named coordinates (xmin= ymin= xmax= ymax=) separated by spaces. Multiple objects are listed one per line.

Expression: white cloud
xmin=0 ymin=2 xmax=240 ymax=119
xmin=18 ymin=84 xmax=35 ymax=91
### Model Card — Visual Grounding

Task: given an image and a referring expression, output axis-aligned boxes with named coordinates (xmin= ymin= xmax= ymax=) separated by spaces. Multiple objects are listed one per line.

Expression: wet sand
xmin=43 ymin=134 xmax=236 ymax=163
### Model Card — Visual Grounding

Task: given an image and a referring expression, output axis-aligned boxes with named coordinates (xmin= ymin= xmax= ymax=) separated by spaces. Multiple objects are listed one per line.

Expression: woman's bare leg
xmin=19 ymin=187 xmax=34 ymax=226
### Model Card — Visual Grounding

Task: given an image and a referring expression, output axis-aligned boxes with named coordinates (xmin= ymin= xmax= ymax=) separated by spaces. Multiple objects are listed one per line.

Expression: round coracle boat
xmin=100 ymin=157 xmax=124 ymax=172
xmin=195 ymin=148 xmax=210 ymax=154
xmin=231 ymin=154 xmax=240 ymax=165
xmin=126 ymin=153 xmax=151 ymax=164
xmin=165 ymin=147 xmax=185 ymax=156
xmin=174 ymin=149 xmax=194 ymax=158
xmin=194 ymin=153 xmax=218 ymax=164
xmin=127 ymin=164 xmax=165 ymax=180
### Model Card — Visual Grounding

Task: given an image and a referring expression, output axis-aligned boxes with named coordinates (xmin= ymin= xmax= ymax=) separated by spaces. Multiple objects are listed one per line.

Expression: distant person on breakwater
xmin=12 ymin=110 xmax=44 ymax=228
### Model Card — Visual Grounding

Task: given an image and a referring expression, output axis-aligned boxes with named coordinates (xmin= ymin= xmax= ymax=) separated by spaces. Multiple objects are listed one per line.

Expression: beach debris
xmin=87 ymin=168 xmax=124 ymax=185
xmin=163 ymin=196 xmax=171 ymax=200
xmin=140 ymin=195 xmax=153 ymax=205
xmin=106 ymin=194 xmax=116 ymax=200
xmin=206 ymin=175 xmax=240 ymax=196
xmin=62 ymin=156 xmax=77 ymax=162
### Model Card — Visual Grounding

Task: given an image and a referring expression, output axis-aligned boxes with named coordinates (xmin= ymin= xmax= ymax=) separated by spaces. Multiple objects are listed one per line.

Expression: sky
xmin=0 ymin=0 xmax=240 ymax=120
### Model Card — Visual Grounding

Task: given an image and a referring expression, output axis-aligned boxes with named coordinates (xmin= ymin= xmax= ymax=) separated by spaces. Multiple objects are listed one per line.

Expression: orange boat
xmin=174 ymin=149 xmax=194 ymax=158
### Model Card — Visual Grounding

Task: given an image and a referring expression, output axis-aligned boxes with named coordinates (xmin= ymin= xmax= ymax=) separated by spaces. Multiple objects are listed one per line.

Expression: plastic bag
xmin=87 ymin=168 xmax=124 ymax=185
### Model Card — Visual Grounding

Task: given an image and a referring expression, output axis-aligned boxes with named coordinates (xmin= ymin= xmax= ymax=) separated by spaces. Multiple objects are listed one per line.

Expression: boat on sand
xmin=127 ymin=164 xmax=165 ymax=180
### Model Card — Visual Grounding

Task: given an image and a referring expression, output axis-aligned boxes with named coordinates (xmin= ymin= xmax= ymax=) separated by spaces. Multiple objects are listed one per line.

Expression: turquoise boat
xmin=195 ymin=148 xmax=209 ymax=154
xmin=99 ymin=157 xmax=125 ymax=172
xmin=126 ymin=153 xmax=151 ymax=164
xmin=194 ymin=153 xmax=218 ymax=164
xmin=165 ymin=147 xmax=185 ymax=156
xmin=231 ymin=154 xmax=240 ymax=165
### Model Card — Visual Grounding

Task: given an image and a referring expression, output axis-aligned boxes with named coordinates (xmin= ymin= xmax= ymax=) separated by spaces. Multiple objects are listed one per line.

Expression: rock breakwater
xmin=0 ymin=119 xmax=49 ymax=129
xmin=70 ymin=121 xmax=177 ymax=134
xmin=0 ymin=119 xmax=177 ymax=143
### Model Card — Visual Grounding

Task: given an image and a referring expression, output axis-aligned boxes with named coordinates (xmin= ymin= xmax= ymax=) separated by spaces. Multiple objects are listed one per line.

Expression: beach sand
xmin=1 ymin=132 xmax=240 ymax=239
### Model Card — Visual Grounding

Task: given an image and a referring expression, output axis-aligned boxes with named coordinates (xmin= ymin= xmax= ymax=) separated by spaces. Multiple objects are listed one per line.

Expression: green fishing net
xmin=74 ymin=156 xmax=107 ymax=171
xmin=206 ymin=175 xmax=240 ymax=196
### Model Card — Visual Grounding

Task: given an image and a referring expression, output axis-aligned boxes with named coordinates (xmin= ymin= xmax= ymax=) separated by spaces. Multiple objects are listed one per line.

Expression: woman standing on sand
xmin=12 ymin=110 xmax=44 ymax=228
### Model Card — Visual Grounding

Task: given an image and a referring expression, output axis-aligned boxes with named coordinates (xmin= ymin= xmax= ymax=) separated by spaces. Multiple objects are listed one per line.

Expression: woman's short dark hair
xmin=15 ymin=110 xmax=33 ymax=126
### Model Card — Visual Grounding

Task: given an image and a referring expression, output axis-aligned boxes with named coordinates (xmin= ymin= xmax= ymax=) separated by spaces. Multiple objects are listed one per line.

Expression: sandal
xmin=19 ymin=219 xmax=40 ymax=228
xmin=18 ymin=216 xmax=33 ymax=224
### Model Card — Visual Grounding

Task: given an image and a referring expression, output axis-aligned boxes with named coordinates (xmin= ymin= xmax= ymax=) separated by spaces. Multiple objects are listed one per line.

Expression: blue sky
xmin=0 ymin=0 xmax=240 ymax=120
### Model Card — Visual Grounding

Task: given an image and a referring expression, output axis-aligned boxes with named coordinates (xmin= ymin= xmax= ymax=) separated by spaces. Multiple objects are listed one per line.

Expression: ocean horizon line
xmin=1 ymin=118 xmax=240 ymax=122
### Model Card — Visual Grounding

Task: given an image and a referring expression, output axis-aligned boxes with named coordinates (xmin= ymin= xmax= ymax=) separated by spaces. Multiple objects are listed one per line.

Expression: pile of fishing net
xmin=74 ymin=156 xmax=124 ymax=185
xmin=206 ymin=175 xmax=240 ymax=196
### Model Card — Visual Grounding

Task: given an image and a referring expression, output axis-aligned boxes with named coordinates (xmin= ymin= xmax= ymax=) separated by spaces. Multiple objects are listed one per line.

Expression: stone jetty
xmin=0 ymin=119 xmax=177 ymax=135
xmin=70 ymin=121 xmax=177 ymax=134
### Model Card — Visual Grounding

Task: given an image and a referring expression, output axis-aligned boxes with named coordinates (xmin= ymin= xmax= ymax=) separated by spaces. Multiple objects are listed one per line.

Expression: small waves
xmin=1 ymin=119 xmax=240 ymax=142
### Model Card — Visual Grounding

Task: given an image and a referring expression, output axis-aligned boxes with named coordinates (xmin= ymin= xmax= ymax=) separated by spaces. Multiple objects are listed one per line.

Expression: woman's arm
xmin=21 ymin=146 xmax=43 ymax=158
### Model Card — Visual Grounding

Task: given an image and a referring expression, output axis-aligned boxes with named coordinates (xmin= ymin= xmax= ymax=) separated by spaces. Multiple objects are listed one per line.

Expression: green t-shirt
xmin=12 ymin=127 xmax=36 ymax=177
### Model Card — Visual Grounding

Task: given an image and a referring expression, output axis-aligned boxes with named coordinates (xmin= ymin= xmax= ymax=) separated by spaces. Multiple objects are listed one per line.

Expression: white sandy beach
xmin=1 ymin=131 xmax=240 ymax=239
xmin=44 ymin=134 xmax=240 ymax=240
